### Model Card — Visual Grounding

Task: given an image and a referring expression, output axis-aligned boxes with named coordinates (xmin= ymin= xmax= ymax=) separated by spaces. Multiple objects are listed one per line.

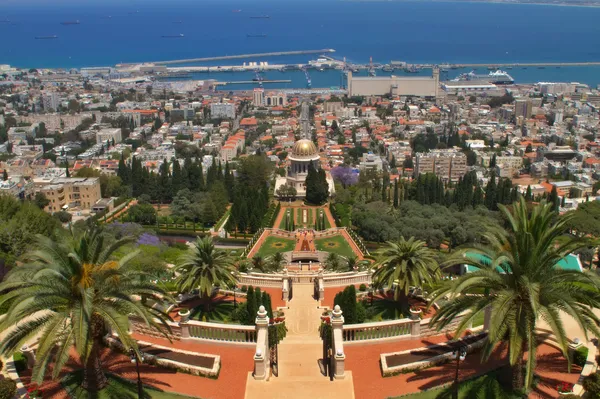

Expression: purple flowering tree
xmin=330 ymin=166 xmax=359 ymax=188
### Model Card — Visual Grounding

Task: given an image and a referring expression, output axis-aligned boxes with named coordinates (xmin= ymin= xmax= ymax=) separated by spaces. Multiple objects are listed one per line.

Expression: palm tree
xmin=175 ymin=236 xmax=237 ymax=311
xmin=0 ymin=229 xmax=171 ymax=391
xmin=372 ymin=237 xmax=440 ymax=312
xmin=429 ymin=198 xmax=600 ymax=392
xmin=268 ymin=252 xmax=286 ymax=272
xmin=251 ymin=254 xmax=268 ymax=272
xmin=346 ymin=255 xmax=358 ymax=271
xmin=325 ymin=252 xmax=341 ymax=271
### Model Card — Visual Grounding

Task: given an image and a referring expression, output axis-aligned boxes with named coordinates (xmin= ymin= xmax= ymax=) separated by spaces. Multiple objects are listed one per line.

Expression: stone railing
xmin=238 ymin=273 xmax=284 ymax=288
xmin=291 ymin=251 xmax=320 ymax=261
xmin=313 ymin=227 xmax=345 ymax=238
xmin=331 ymin=306 xmax=347 ymax=379
xmin=130 ymin=318 xmax=182 ymax=341
xmin=342 ymin=318 xmax=415 ymax=344
xmin=323 ymin=271 xmax=372 ymax=287
xmin=181 ymin=319 xmax=257 ymax=346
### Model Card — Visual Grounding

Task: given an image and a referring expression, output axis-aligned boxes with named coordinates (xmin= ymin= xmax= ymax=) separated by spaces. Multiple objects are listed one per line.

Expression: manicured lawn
xmin=256 ymin=236 xmax=295 ymax=257
xmin=62 ymin=371 xmax=200 ymax=399
xmin=278 ymin=208 xmax=296 ymax=230
xmin=391 ymin=368 xmax=520 ymax=399
xmin=315 ymin=235 xmax=356 ymax=258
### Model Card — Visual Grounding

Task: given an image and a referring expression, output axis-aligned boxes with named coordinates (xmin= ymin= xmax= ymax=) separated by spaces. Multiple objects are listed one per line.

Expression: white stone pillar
xmin=409 ymin=309 xmax=422 ymax=337
xmin=282 ymin=269 xmax=289 ymax=302
xmin=253 ymin=306 xmax=270 ymax=380
xmin=20 ymin=345 xmax=36 ymax=369
xmin=318 ymin=268 xmax=325 ymax=301
xmin=331 ymin=305 xmax=346 ymax=379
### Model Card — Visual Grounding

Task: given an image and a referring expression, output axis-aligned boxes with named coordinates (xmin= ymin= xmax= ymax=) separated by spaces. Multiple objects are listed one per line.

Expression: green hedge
xmin=214 ymin=237 xmax=250 ymax=245
xmin=573 ymin=345 xmax=589 ymax=368
xmin=155 ymin=229 xmax=210 ymax=237
xmin=13 ymin=352 xmax=26 ymax=373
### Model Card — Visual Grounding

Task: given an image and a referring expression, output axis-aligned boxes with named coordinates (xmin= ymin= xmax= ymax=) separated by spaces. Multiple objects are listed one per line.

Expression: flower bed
xmin=556 ymin=381 xmax=574 ymax=395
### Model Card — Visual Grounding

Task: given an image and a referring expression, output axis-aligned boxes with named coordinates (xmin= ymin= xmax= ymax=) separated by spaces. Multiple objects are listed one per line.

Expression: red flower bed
xmin=556 ymin=381 xmax=574 ymax=393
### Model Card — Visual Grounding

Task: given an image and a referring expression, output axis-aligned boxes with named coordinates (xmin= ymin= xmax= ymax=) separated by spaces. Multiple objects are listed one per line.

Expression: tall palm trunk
xmin=81 ymin=342 xmax=108 ymax=391
xmin=82 ymin=315 xmax=108 ymax=391
xmin=511 ymin=347 xmax=525 ymax=392
xmin=396 ymin=290 xmax=410 ymax=316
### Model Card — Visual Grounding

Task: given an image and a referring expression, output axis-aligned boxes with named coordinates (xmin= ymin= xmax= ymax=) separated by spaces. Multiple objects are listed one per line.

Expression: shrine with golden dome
xmin=274 ymin=138 xmax=335 ymax=199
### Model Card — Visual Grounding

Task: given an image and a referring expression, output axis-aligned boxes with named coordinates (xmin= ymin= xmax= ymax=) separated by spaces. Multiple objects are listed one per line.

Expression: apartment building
xmin=415 ymin=150 xmax=467 ymax=182
xmin=36 ymin=177 xmax=101 ymax=212
xmin=219 ymin=131 xmax=246 ymax=162
xmin=96 ymin=128 xmax=122 ymax=145
xmin=210 ymin=103 xmax=236 ymax=119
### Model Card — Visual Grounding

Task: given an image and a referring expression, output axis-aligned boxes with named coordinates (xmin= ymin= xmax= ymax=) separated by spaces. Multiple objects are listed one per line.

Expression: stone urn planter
xmin=178 ymin=309 xmax=191 ymax=323
xmin=409 ymin=308 xmax=422 ymax=320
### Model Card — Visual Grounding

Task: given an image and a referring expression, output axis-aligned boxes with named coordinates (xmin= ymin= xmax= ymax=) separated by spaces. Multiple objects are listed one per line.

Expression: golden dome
xmin=291 ymin=139 xmax=318 ymax=158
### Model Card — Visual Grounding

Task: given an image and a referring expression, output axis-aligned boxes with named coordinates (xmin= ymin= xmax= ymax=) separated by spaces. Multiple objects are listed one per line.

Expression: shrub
xmin=558 ymin=395 xmax=580 ymax=399
xmin=573 ymin=345 xmax=589 ymax=368
xmin=54 ymin=210 xmax=72 ymax=223
xmin=241 ymin=285 xmax=248 ymax=292
xmin=359 ymin=284 xmax=367 ymax=292
xmin=0 ymin=379 xmax=16 ymax=399
xmin=555 ymin=382 xmax=574 ymax=393
xmin=583 ymin=371 xmax=600 ymax=396
xmin=13 ymin=352 xmax=27 ymax=373
xmin=230 ymin=303 xmax=250 ymax=324
xmin=356 ymin=301 xmax=367 ymax=323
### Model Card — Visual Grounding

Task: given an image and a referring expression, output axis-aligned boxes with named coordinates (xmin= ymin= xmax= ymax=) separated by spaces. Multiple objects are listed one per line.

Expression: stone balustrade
xmin=322 ymin=271 xmax=372 ymax=287
xmin=253 ymin=306 xmax=270 ymax=380
xmin=181 ymin=319 xmax=257 ymax=345
xmin=331 ymin=305 xmax=346 ymax=379
xmin=238 ymin=273 xmax=284 ymax=288
xmin=342 ymin=318 xmax=415 ymax=343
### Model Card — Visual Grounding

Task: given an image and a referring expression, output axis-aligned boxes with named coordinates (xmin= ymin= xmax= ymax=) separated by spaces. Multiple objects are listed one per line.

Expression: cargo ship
xmin=250 ymin=15 xmax=270 ymax=19
xmin=35 ymin=35 xmax=58 ymax=39
xmin=452 ymin=70 xmax=514 ymax=85
xmin=161 ymin=34 xmax=184 ymax=38
xmin=247 ymin=34 xmax=267 ymax=38
xmin=60 ymin=20 xmax=80 ymax=25
xmin=232 ymin=9 xmax=242 ymax=12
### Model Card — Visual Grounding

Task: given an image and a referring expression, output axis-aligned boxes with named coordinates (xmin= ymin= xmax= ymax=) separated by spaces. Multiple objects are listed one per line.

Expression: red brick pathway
xmin=345 ymin=335 xmax=580 ymax=399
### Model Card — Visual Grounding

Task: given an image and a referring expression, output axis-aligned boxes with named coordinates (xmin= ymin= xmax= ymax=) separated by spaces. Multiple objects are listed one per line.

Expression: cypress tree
xmin=254 ymin=287 xmax=262 ymax=308
xmin=549 ymin=185 xmax=560 ymax=212
xmin=246 ymin=286 xmax=256 ymax=325
xmin=393 ymin=179 xmax=399 ymax=208
xmin=64 ymin=161 xmax=70 ymax=178
xmin=484 ymin=173 xmax=497 ymax=210
xmin=172 ymin=158 xmax=184 ymax=194
xmin=237 ymin=201 xmax=248 ymax=233
xmin=262 ymin=291 xmax=273 ymax=318
xmin=525 ymin=185 xmax=532 ymax=201
xmin=2 ymin=170 xmax=7 ymax=181
xmin=224 ymin=161 xmax=235 ymax=202
xmin=118 ymin=154 xmax=130 ymax=185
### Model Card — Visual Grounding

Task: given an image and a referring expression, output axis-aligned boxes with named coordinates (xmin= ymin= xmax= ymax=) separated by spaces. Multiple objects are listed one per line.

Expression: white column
xmin=331 ymin=305 xmax=346 ymax=379
xmin=20 ymin=345 xmax=36 ymax=369
xmin=318 ymin=268 xmax=325 ymax=301
xmin=282 ymin=268 xmax=289 ymax=301
xmin=253 ymin=306 xmax=270 ymax=380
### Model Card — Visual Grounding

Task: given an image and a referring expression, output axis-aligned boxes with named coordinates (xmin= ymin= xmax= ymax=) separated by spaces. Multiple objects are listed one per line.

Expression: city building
xmin=274 ymin=139 xmax=335 ymax=199
xmin=41 ymin=91 xmax=61 ymax=111
xmin=347 ymin=69 xmax=439 ymax=98
xmin=415 ymin=150 xmax=467 ymax=182
xmin=96 ymin=128 xmax=122 ymax=145
xmin=253 ymin=88 xmax=265 ymax=107
xmin=264 ymin=92 xmax=287 ymax=107
xmin=210 ymin=103 xmax=236 ymax=119
xmin=514 ymin=99 xmax=533 ymax=120
xmin=35 ymin=177 xmax=102 ymax=212
xmin=219 ymin=131 xmax=245 ymax=162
